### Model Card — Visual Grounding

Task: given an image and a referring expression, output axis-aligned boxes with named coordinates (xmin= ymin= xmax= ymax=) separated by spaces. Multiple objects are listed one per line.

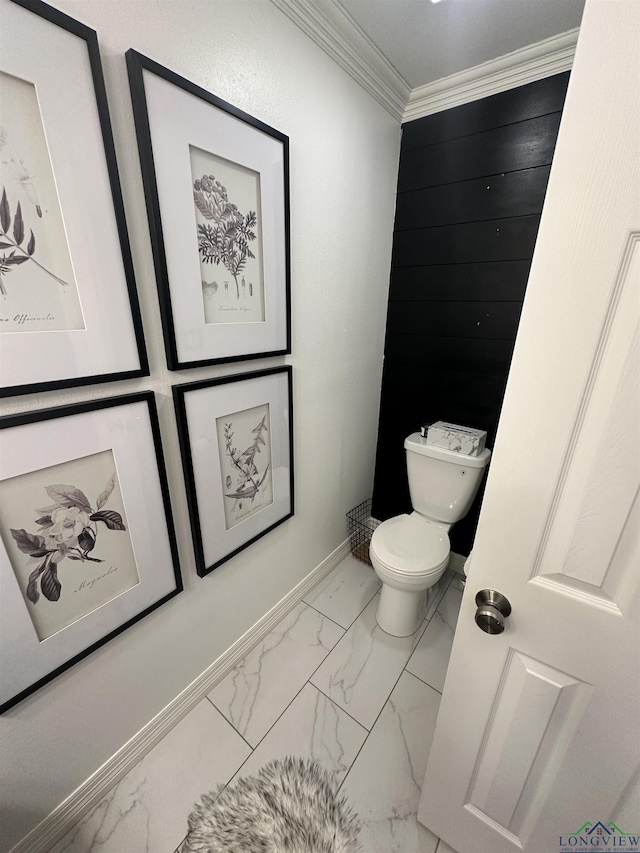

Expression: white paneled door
xmin=418 ymin=2 xmax=640 ymax=853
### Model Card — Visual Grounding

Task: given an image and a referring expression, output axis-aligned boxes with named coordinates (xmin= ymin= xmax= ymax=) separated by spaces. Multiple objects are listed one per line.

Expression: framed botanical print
xmin=126 ymin=49 xmax=290 ymax=370
xmin=174 ymin=366 xmax=294 ymax=576
xmin=0 ymin=392 xmax=182 ymax=713
xmin=0 ymin=0 xmax=148 ymax=397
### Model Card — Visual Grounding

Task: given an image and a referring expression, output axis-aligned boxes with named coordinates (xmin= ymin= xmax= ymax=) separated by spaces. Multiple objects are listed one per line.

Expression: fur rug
xmin=179 ymin=757 xmax=362 ymax=853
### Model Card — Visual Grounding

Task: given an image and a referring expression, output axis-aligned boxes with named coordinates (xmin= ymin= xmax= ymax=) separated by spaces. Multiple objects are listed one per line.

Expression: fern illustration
xmin=193 ymin=174 xmax=257 ymax=299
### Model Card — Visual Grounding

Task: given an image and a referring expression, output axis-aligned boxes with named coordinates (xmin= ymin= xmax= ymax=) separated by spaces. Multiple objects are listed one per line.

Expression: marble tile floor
xmin=48 ymin=554 xmax=463 ymax=853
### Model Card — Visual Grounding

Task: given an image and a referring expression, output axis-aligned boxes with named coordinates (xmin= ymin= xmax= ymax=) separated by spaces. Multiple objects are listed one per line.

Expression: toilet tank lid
xmin=404 ymin=433 xmax=491 ymax=468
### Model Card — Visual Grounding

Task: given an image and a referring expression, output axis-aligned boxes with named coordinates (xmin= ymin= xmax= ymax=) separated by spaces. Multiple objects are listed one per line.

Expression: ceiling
xmin=332 ymin=0 xmax=585 ymax=90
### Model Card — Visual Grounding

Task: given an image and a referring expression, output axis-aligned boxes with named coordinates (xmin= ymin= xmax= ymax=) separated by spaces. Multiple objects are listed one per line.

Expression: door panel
xmin=467 ymin=651 xmax=590 ymax=846
xmin=532 ymin=237 xmax=639 ymax=609
xmin=418 ymin=2 xmax=640 ymax=851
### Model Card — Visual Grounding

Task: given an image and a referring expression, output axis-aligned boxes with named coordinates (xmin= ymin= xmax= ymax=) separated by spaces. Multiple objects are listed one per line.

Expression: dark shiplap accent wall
xmin=372 ymin=73 xmax=570 ymax=557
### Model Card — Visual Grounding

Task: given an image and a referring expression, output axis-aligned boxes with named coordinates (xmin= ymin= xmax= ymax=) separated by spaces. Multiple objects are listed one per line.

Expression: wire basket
xmin=346 ymin=499 xmax=380 ymax=566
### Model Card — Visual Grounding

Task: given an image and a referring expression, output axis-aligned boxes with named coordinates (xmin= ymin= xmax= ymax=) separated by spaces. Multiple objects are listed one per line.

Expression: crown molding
xmin=271 ymin=1 xmax=578 ymax=124
xmin=270 ymin=0 xmax=409 ymax=121
xmin=404 ymin=28 xmax=579 ymax=122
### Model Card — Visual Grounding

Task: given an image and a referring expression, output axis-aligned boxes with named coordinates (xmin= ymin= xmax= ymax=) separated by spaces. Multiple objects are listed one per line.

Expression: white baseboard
xmin=448 ymin=551 xmax=468 ymax=576
xmin=10 ymin=539 xmax=351 ymax=853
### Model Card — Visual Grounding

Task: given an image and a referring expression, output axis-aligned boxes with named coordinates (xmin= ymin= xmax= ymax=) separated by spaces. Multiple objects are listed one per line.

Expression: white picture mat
xmin=184 ymin=372 xmax=291 ymax=568
xmin=0 ymin=401 xmax=176 ymax=707
xmin=144 ymin=70 xmax=287 ymax=363
xmin=0 ymin=0 xmax=140 ymax=389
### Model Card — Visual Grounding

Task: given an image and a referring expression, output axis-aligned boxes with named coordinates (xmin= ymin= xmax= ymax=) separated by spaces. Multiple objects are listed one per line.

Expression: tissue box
xmin=423 ymin=421 xmax=486 ymax=457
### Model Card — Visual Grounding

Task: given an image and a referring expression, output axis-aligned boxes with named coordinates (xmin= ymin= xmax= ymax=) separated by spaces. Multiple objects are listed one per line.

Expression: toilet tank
xmin=404 ymin=432 xmax=491 ymax=525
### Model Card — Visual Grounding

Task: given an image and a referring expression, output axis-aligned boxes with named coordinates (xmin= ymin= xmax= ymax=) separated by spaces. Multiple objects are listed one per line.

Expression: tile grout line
xmin=311 ymin=684 xmax=370 ymax=733
xmin=303 ymin=577 xmax=382 ymax=633
xmin=204 ymin=671 xmax=368 ymax=804
xmin=203 ymin=598 xmax=347 ymax=741
xmin=336 ymin=658 xmax=409 ymax=798
xmin=402 ymin=668 xmax=443 ymax=696
xmin=302 ymin=601 xmax=350 ymax=632
xmin=187 ymin=564 xmax=457 ymax=838
xmin=202 ymin=593 xmax=365 ymax=783
xmin=402 ymin=572 xmax=462 ymax=696
xmin=201 ymin=568 xmax=382 ymax=793
xmin=300 ymin=590 xmax=388 ymax=690
xmin=180 ymin=570 xmax=459 ymax=852
xmin=217 ymin=674 xmax=316 ymax=776
xmin=205 ymin=586 xmax=427 ymax=806
xmin=341 ymin=572 xmax=456 ymax=769
xmin=209 ymin=567 xmax=456 ymax=783
xmin=203 ymin=694 xmax=256 ymax=753
xmin=219 ymin=673 xmax=371 ymax=805
xmin=335 ymin=612 xmax=434 ymax=798
xmin=193 ymin=565 xmax=460 ymax=851
xmin=335 ymin=574 xmax=460 ymax=842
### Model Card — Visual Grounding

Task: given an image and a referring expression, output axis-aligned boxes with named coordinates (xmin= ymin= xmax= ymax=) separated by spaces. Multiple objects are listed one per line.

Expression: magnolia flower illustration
xmin=10 ymin=472 xmax=126 ymax=605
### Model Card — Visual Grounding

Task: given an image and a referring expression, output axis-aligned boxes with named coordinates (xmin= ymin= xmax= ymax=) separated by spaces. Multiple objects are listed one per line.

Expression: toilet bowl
xmin=370 ymin=430 xmax=491 ymax=637
xmin=370 ymin=512 xmax=450 ymax=636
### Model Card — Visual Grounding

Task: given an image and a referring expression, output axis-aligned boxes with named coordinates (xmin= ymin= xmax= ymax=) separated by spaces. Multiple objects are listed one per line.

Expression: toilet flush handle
xmin=474 ymin=589 xmax=512 ymax=635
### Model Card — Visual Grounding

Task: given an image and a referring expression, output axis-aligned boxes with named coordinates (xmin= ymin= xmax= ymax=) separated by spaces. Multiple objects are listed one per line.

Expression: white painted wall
xmin=0 ymin=2 xmax=400 ymax=848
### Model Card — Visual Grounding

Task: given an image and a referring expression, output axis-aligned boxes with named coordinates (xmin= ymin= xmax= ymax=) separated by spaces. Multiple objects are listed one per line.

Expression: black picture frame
xmin=127 ymin=49 xmax=291 ymax=370
xmin=0 ymin=0 xmax=149 ymax=397
xmin=0 ymin=392 xmax=182 ymax=714
xmin=174 ymin=366 xmax=294 ymax=576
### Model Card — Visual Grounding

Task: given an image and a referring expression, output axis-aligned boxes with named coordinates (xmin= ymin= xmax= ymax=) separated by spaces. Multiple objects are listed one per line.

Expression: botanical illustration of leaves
xmin=26 ymin=564 xmax=45 ymax=604
xmin=0 ymin=241 xmax=12 ymax=250
xmin=13 ymin=202 xmax=24 ymax=245
xmin=10 ymin=528 xmax=46 ymax=555
xmin=5 ymin=255 xmax=29 ymax=266
xmin=35 ymin=515 xmax=53 ymax=528
xmin=90 ymin=509 xmax=126 ymax=531
xmin=225 ymin=486 xmax=258 ymax=500
xmin=54 ymin=541 xmax=70 ymax=561
xmin=41 ymin=563 xmax=61 ymax=602
xmin=37 ymin=504 xmax=59 ymax=516
xmin=194 ymin=192 xmax=215 ymax=220
xmin=256 ymin=461 xmax=271 ymax=488
xmin=96 ymin=473 xmax=116 ymax=510
xmin=27 ymin=230 xmax=35 ymax=256
xmin=0 ymin=188 xmax=10 ymax=233
xmin=45 ymin=484 xmax=93 ymax=513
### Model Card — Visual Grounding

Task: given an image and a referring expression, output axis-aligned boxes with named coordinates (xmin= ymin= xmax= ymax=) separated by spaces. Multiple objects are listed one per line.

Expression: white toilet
xmin=370 ymin=432 xmax=491 ymax=637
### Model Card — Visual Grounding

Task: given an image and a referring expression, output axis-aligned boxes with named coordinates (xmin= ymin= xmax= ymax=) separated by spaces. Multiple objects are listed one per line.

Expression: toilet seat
xmin=370 ymin=513 xmax=450 ymax=578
